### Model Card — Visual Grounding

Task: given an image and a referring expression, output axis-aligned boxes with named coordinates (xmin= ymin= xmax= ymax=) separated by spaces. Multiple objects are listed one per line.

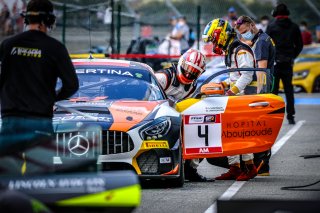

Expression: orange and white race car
xmin=176 ymin=68 xmax=285 ymax=160
xmin=53 ymin=58 xmax=184 ymax=187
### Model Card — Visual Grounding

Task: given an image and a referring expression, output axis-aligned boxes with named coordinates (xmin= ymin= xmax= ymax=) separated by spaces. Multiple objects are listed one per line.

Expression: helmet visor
xmin=180 ymin=64 xmax=201 ymax=81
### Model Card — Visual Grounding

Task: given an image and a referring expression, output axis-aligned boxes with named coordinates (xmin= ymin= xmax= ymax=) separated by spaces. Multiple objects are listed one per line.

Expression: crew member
xmin=0 ymin=0 xmax=78 ymax=150
xmin=267 ymin=3 xmax=303 ymax=125
xmin=202 ymin=18 xmax=257 ymax=181
xmin=155 ymin=48 xmax=209 ymax=182
xmin=235 ymin=15 xmax=276 ymax=176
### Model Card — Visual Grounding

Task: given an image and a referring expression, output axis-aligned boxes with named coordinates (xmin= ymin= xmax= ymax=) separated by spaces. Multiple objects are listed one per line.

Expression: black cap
xmin=272 ymin=3 xmax=290 ymax=17
xmin=27 ymin=0 xmax=53 ymax=13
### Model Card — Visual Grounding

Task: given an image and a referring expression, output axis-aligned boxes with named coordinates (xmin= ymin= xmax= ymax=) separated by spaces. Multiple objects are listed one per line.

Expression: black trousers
xmin=272 ymin=62 xmax=295 ymax=120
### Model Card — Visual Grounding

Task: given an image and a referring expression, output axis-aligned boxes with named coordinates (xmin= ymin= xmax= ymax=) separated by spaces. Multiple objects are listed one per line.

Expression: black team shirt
xmin=0 ymin=30 xmax=79 ymax=118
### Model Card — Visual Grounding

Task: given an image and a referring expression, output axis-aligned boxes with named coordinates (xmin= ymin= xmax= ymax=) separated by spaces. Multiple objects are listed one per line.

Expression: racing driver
xmin=202 ymin=18 xmax=258 ymax=181
xmin=155 ymin=48 xmax=210 ymax=182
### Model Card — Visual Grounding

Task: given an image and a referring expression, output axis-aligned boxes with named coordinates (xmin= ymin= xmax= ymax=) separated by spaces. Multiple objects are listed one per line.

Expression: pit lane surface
xmin=134 ymin=93 xmax=320 ymax=213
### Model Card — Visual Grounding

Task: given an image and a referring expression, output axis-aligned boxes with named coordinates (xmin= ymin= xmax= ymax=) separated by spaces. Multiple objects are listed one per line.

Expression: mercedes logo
xmin=68 ymin=135 xmax=90 ymax=156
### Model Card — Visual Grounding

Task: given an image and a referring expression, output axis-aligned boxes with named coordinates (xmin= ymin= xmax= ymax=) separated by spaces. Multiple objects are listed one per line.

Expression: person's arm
xmin=257 ymin=60 xmax=268 ymax=68
xmin=293 ymin=25 xmax=303 ymax=58
xmin=55 ymin=45 xmax=79 ymax=101
xmin=155 ymin=72 xmax=168 ymax=90
xmin=231 ymin=50 xmax=254 ymax=94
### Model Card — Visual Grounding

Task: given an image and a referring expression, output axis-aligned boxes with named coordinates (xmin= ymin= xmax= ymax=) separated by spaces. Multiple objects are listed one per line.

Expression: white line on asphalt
xmin=204 ymin=120 xmax=306 ymax=213
xmin=271 ymin=120 xmax=306 ymax=155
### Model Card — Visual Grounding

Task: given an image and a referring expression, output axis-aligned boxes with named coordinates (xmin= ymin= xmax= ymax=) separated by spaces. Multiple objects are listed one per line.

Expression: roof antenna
xmin=88 ymin=7 xmax=94 ymax=60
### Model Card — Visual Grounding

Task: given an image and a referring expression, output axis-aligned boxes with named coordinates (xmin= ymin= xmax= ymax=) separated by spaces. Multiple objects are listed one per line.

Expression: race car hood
xmin=54 ymin=100 xmax=165 ymax=132
xmin=293 ymin=61 xmax=315 ymax=71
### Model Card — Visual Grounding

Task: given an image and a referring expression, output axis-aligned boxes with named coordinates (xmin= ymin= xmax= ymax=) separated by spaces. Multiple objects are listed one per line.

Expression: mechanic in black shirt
xmin=266 ymin=3 xmax=303 ymax=125
xmin=235 ymin=15 xmax=276 ymax=176
xmin=0 ymin=0 xmax=78 ymax=149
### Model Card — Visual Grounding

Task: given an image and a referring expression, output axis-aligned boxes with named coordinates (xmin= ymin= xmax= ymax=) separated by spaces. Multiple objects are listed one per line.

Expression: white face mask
xmin=261 ymin=20 xmax=269 ymax=26
xmin=241 ymin=30 xmax=254 ymax=41
xmin=300 ymin=26 xmax=306 ymax=31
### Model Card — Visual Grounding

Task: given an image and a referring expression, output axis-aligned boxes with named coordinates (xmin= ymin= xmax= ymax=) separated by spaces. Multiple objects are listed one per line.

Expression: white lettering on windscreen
xmin=76 ymin=69 xmax=133 ymax=77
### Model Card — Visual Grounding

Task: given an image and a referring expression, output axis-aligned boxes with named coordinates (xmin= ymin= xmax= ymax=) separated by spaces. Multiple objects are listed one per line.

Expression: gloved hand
xmin=225 ymin=89 xmax=235 ymax=96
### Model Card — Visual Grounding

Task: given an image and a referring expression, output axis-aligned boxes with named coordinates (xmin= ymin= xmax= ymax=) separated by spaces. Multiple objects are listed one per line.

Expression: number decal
xmin=198 ymin=125 xmax=209 ymax=146
xmin=184 ymin=114 xmax=223 ymax=157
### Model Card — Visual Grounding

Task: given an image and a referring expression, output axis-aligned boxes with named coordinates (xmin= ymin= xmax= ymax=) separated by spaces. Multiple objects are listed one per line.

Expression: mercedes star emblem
xmin=68 ymin=135 xmax=90 ymax=156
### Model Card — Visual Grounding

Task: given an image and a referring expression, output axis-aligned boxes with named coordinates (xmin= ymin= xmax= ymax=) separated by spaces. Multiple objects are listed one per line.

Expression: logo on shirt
xmin=11 ymin=47 xmax=42 ymax=58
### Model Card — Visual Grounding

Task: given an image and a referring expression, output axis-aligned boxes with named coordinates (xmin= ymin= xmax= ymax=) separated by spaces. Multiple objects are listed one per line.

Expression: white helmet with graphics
xmin=177 ymin=49 xmax=206 ymax=84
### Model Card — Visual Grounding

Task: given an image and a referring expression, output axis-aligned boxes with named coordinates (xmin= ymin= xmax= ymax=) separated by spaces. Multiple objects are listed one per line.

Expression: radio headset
xmin=21 ymin=11 xmax=56 ymax=28
xmin=271 ymin=3 xmax=290 ymax=17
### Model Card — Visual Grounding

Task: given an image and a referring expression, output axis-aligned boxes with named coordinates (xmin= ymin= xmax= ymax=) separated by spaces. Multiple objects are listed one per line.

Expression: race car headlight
xmin=140 ymin=117 xmax=171 ymax=140
xmin=293 ymin=70 xmax=309 ymax=80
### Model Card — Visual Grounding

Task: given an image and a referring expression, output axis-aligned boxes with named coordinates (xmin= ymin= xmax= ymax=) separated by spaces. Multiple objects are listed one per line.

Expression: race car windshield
xmin=57 ymin=74 xmax=165 ymax=101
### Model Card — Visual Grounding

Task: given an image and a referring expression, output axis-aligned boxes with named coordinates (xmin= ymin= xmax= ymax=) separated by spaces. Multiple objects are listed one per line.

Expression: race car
xmin=292 ymin=45 xmax=320 ymax=93
xmin=53 ymin=58 xmax=183 ymax=187
xmin=176 ymin=68 xmax=285 ymax=159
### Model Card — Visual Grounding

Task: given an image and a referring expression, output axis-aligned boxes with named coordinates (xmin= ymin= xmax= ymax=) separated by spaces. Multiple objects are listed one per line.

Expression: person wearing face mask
xmin=300 ymin=21 xmax=312 ymax=45
xmin=235 ymin=15 xmax=276 ymax=177
xmin=202 ymin=18 xmax=258 ymax=181
xmin=256 ymin=15 xmax=270 ymax=32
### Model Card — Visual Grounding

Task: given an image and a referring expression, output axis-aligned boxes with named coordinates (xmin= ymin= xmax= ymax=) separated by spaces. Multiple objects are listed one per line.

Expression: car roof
xmin=72 ymin=58 xmax=154 ymax=74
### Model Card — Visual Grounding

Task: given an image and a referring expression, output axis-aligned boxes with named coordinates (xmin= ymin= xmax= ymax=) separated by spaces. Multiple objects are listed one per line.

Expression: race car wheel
xmin=312 ymin=76 xmax=320 ymax=93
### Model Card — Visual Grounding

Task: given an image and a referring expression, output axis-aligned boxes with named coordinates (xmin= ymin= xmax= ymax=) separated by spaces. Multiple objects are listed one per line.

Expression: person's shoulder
xmin=45 ymin=35 xmax=65 ymax=47
xmin=1 ymin=31 xmax=28 ymax=45
xmin=259 ymin=33 xmax=273 ymax=44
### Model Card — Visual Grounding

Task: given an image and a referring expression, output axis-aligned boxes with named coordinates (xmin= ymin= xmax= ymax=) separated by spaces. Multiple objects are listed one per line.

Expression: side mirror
xmin=200 ymin=83 xmax=224 ymax=95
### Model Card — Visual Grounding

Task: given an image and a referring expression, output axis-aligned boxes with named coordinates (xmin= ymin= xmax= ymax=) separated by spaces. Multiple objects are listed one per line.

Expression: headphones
xmin=21 ymin=11 xmax=56 ymax=27
xmin=271 ymin=3 xmax=290 ymax=17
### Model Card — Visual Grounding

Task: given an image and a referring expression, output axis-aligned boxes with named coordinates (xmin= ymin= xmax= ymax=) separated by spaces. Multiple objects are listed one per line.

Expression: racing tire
xmin=312 ymin=76 xmax=320 ymax=93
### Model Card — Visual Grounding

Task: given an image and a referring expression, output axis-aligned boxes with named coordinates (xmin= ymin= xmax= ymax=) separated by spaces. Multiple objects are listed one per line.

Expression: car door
xmin=176 ymin=68 xmax=285 ymax=159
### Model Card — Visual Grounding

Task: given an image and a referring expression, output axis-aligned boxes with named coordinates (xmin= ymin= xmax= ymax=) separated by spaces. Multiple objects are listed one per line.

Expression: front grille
xmin=137 ymin=150 xmax=159 ymax=175
xmin=137 ymin=149 xmax=174 ymax=175
xmin=102 ymin=131 xmax=134 ymax=154
xmin=55 ymin=131 xmax=102 ymax=158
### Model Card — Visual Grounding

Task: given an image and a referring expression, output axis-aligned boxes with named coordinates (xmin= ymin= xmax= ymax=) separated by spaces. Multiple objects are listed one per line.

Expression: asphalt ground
xmin=134 ymin=93 xmax=320 ymax=213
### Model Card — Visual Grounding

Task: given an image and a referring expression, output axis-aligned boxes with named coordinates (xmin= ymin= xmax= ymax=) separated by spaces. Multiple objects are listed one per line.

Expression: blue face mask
xmin=241 ymin=30 xmax=254 ymax=41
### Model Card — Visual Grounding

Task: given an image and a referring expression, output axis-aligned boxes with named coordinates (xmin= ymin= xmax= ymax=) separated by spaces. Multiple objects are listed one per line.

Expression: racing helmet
xmin=202 ymin=18 xmax=235 ymax=55
xmin=177 ymin=49 xmax=206 ymax=84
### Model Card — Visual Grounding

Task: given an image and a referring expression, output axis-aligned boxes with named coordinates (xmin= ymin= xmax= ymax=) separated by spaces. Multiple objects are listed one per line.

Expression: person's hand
xmin=225 ymin=89 xmax=236 ymax=96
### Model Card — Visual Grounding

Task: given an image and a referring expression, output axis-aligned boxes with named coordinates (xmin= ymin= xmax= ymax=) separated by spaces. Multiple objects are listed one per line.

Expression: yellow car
xmin=292 ymin=45 xmax=320 ymax=93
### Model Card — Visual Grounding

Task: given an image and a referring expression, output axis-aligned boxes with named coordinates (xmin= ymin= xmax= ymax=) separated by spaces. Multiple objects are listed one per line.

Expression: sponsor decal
xmin=113 ymin=106 xmax=144 ymax=115
xmin=204 ymin=115 xmax=217 ymax=123
xmin=189 ymin=115 xmax=204 ymax=124
xmin=185 ymin=114 xmax=220 ymax=124
xmin=142 ymin=141 xmax=169 ymax=149
xmin=223 ymin=120 xmax=272 ymax=139
xmin=222 ymin=128 xmax=273 ymax=139
xmin=53 ymin=116 xmax=112 ymax=122
xmin=226 ymin=120 xmax=267 ymax=128
xmin=8 ymin=177 xmax=105 ymax=191
xmin=135 ymin=73 xmax=143 ymax=78
xmin=205 ymin=106 xmax=225 ymax=113
xmin=160 ymin=157 xmax=171 ymax=164
xmin=11 ymin=47 xmax=41 ymax=58
xmin=76 ymin=68 xmax=133 ymax=77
